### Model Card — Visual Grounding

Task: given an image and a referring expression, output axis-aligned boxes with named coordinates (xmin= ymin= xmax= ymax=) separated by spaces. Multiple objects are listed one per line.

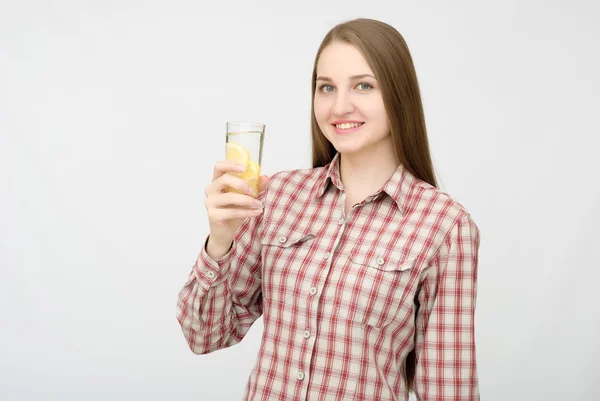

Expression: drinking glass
xmin=225 ymin=121 xmax=265 ymax=197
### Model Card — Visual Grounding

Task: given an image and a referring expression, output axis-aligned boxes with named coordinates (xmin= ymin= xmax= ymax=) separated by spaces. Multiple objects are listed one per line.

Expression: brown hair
xmin=310 ymin=18 xmax=436 ymax=391
xmin=310 ymin=18 xmax=438 ymax=191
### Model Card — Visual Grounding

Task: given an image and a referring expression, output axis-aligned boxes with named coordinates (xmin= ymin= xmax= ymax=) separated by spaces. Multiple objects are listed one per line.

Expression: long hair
xmin=310 ymin=18 xmax=438 ymax=190
xmin=310 ymin=18 xmax=437 ymax=391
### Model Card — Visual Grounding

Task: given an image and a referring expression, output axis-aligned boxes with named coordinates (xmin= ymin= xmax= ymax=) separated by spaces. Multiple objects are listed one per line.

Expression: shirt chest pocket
xmin=260 ymin=230 xmax=316 ymax=304
xmin=348 ymin=247 xmax=419 ymax=329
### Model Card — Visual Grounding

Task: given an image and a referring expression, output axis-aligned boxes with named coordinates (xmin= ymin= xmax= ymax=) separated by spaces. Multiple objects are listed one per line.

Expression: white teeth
xmin=335 ymin=122 xmax=362 ymax=129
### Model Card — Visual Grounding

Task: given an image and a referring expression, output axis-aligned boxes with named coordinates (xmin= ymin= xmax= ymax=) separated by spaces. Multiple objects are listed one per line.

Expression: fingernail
xmin=236 ymin=164 xmax=246 ymax=172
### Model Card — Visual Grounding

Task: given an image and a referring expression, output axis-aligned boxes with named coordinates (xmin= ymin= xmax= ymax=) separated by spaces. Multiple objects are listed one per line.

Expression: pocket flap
xmin=260 ymin=229 xmax=315 ymax=248
xmin=352 ymin=248 xmax=417 ymax=272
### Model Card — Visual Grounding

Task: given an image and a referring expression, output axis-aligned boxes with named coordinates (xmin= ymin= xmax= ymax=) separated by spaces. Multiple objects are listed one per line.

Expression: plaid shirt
xmin=177 ymin=152 xmax=481 ymax=400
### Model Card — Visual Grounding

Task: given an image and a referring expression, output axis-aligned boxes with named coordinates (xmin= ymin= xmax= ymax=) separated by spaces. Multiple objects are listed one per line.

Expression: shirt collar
xmin=309 ymin=152 xmax=419 ymax=216
xmin=309 ymin=152 xmax=342 ymax=200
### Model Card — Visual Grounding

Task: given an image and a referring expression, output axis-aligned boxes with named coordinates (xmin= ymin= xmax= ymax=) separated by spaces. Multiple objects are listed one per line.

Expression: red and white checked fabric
xmin=177 ymin=152 xmax=481 ymax=400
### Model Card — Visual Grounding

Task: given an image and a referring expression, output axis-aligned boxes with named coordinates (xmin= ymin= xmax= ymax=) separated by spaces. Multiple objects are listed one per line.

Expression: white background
xmin=1 ymin=1 xmax=599 ymax=400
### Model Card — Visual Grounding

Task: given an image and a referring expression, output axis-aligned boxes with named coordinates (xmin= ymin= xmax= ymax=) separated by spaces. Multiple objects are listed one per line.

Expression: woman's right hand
xmin=204 ymin=161 xmax=268 ymax=257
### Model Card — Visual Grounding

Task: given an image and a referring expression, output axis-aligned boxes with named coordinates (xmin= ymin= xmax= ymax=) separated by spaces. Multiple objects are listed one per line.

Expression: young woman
xmin=177 ymin=18 xmax=481 ymax=401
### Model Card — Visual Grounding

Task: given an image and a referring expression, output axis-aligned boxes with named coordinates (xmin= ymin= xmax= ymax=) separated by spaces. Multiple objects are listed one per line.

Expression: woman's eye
xmin=320 ymin=85 xmax=334 ymax=93
xmin=357 ymin=83 xmax=373 ymax=91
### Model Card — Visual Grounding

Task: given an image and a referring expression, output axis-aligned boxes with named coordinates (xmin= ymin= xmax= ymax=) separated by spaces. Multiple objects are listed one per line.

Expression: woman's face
xmin=314 ymin=41 xmax=391 ymax=157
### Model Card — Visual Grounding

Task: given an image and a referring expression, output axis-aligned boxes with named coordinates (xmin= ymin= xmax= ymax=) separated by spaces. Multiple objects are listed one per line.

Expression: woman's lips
xmin=332 ymin=122 xmax=364 ymax=135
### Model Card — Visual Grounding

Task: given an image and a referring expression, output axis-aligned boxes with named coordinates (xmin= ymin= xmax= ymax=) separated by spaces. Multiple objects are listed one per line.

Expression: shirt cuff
xmin=194 ymin=235 xmax=234 ymax=287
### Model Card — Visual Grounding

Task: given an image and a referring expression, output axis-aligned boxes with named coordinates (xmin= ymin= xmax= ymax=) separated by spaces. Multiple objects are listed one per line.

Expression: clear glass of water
xmin=225 ymin=121 xmax=265 ymax=196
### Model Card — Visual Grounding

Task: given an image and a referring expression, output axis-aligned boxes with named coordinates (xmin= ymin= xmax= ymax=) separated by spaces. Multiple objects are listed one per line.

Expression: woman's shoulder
xmin=411 ymin=179 xmax=478 ymax=227
xmin=266 ymin=166 xmax=326 ymax=191
xmin=257 ymin=166 xmax=327 ymax=207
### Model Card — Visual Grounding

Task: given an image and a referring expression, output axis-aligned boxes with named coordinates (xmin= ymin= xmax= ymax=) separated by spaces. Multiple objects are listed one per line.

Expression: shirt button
xmin=322 ymin=252 xmax=331 ymax=259
xmin=297 ymin=371 xmax=305 ymax=381
xmin=207 ymin=271 xmax=216 ymax=279
xmin=309 ymin=287 xmax=317 ymax=295
xmin=303 ymin=330 xmax=311 ymax=339
xmin=376 ymin=257 xmax=385 ymax=266
xmin=338 ymin=217 xmax=345 ymax=225
xmin=278 ymin=236 xmax=287 ymax=244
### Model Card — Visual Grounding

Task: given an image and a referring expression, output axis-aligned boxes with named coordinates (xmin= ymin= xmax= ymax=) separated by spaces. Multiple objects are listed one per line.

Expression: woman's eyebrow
xmin=349 ymin=74 xmax=376 ymax=80
xmin=316 ymin=74 xmax=376 ymax=82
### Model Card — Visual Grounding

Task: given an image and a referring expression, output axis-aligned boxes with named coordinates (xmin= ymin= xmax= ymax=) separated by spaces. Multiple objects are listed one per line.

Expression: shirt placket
xmin=294 ymin=190 xmax=352 ymax=400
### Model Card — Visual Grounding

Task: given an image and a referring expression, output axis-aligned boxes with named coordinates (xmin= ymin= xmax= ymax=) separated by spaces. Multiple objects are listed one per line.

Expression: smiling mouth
xmin=333 ymin=122 xmax=365 ymax=130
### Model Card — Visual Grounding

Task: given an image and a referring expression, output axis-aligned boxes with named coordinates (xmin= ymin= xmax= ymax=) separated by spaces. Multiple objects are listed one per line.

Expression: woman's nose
xmin=332 ymin=92 xmax=355 ymax=116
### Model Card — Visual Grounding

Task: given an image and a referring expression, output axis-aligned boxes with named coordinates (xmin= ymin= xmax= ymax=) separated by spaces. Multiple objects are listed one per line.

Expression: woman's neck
xmin=339 ymin=140 xmax=398 ymax=208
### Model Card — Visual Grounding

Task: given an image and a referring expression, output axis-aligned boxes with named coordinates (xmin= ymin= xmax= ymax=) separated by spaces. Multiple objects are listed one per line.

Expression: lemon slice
xmin=243 ymin=161 xmax=261 ymax=195
xmin=226 ymin=142 xmax=250 ymax=172
xmin=225 ymin=142 xmax=261 ymax=196
xmin=243 ymin=160 xmax=261 ymax=179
